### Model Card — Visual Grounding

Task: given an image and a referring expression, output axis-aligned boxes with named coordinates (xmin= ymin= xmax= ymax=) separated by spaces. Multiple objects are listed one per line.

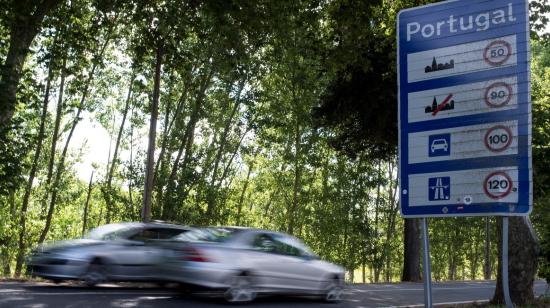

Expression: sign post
xmin=421 ymin=218 xmax=432 ymax=307
xmin=397 ymin=0 xmax=531 ymax=306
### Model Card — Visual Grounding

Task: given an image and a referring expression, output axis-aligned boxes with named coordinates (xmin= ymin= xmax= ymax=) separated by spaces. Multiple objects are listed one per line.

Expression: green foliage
xmin=530 ymin=39 xmax=550 ymax=285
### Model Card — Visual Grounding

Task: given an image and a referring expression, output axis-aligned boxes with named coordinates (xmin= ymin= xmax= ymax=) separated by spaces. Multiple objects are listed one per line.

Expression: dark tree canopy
xmin=314 ymin=45 xmax=397 ymax=160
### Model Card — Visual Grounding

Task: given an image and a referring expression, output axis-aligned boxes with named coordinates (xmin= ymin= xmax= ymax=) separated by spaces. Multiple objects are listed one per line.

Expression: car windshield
xmin=271 ymin=233 xmax=317 ymax=258
xmin=85 ymin=224 xmax=140 ymax=241
xmin=174 ymin=227 xmax=240 ymax=243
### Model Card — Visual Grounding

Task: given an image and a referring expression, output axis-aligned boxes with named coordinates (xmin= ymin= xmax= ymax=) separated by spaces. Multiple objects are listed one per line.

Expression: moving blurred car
xmin=161 ymin=227 xmax=345 ymax=303
xmin=27 ymin=222 xmax=190 ymax=286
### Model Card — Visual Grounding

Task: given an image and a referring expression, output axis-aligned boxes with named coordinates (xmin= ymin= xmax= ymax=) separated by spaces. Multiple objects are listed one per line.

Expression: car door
xmin=248 ymin=233 xmax=320 ymax=292
xmin=267 ymin=234 xmax=322 ymax=291
xmin=246 ymin=233 xmax=290 ymax=290
xmin=107 ymin=228 xmax=161 ymax=279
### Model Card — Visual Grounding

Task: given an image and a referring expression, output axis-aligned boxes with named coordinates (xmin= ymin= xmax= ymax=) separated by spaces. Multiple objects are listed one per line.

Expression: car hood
xmin=311 ymin=260 xmax=345 ymax=275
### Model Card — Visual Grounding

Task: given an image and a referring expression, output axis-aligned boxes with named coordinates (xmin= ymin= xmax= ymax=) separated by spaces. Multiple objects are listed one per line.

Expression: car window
xmin=128 ymin=228 xmax=187 ymax=241
xmin=251 ymin=234 xmax=276 ymax=252
xmin=87 ymin=224 xmax=140 ymax=241
xmin=271 ymin=236 xmax=302 ymax=257
xmin=155 ymin=228 xmax=188 ymax=239
xmin=271 ymin=234 xmax=317 ymax=258
xmin=174 ymin=228 xmax=237 ymax=242
xmin=128 ymin=229 xmax=158 ymax=241
xmin=251 ymin=233 xmax=311 ymax=258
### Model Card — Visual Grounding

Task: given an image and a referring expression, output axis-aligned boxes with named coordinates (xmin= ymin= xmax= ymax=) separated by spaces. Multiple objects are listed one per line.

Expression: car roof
xmin=97 ymin=221 xmax=190 ymax=230
xmin=145 ymin=221 xmax=190 ymax=229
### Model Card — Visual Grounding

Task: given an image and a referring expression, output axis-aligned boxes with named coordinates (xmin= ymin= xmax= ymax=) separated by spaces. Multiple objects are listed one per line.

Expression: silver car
xmin=27 ymin=222 xmax=190 ymax=286
xmin=161 ymin=227 xmax=345 ymax=303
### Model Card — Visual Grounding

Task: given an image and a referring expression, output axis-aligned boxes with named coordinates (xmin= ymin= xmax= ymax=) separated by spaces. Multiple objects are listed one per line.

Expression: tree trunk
xmin=217 ymin=125 xmax=252 ymax=192
xmin=82 ymin=171 xmax=94 ymax=237
xmin=142 ymin=43 xmax=163 ymax=223
xmin=0 ymin=190 xmax=16 ymax=276
xmin=287 ymin=117 xmax=302 ymax=235
xmin=205 ymin=82 xmax=243 ymax=222
xmin=492 ymin=217 xmax=540 ymax=305
xmin=0 ymin=0 xmax=61 ymax=130
xmin=373 ymin=161 xmax=382 ymax=283
xmin=0 ymin=238 xmax=10 ymax=276
xmin=159 ymin=69 xmax=212 ymax=221
xmin=362 ymin=260 xmax=366 ymax=284
xmin=162 ymin=95 xmax=201 ymax=220
xmin=39 ymin=101 xmax=83 ymax=244
xmin=236 ymin=158 xmax=255 ymax=226
xmin=153 ymin=83 xmax=189 ymax=185
xmin=14 ymin=64 xmax=53 ymax=276
xmin=128 ymin=106 xmax=135 ymax=219
xmin=104 ymin=77 xmax=133 ymax=222
xmin=484 ymin=216 xmax=491 ymax=280
xmin=448 ymin=254 xmax=456 ymax=280
xmin=39 ymin=33 xmax=110 ymax=243
xmin=402 ymin=218 xmax=421 ymax=282
xmin=471 ymin=240 xmax=479 ymax=280
xmin=42 ymin=58 xmax=66 ymax=214
xmin=384 ymin=159 xmax=399 ymax=282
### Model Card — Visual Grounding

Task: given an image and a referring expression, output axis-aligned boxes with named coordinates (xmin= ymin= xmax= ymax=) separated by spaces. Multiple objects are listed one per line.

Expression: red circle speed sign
xmin=483 ymin=171 xmax=513 ymax=200
xmin=484 ymin=125 xmax=513 ymax=152
xmin=483 ymin=40 xmax=512 ymax=66
xmin=484 ymin=82 xmax=513 ymax=108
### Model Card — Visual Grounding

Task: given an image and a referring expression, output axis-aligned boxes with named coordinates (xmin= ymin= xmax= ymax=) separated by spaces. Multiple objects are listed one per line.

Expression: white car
xmin=161 ymin=227 xmax=345 ymax=303
xmin=27 ymin=222 xmax=191 ymax=286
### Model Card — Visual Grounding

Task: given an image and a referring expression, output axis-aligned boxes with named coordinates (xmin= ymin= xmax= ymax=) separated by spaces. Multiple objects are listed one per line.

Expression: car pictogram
xmin=430 ymin=139 xmax=448 ymax=153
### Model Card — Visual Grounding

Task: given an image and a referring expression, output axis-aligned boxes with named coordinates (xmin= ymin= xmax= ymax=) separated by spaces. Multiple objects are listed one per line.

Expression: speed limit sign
xmin=484 ymin=171 xmax=513 ymax=199
xmin=484 ymin=125 xmax=513 ymax=152
xmin=483 ymin=40 xmax=512 ymax=66
xmin=484 ymin=82 xmax=513 ymax=108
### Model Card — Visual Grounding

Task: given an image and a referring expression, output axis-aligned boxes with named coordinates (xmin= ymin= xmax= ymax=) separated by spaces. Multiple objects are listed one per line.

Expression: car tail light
xmin=181 ymin=247 xmax=211 ymax=262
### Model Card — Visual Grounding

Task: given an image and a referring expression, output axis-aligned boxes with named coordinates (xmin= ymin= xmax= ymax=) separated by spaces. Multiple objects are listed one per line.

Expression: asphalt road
xmin=0 ymin=280 xmax=547 ymax=308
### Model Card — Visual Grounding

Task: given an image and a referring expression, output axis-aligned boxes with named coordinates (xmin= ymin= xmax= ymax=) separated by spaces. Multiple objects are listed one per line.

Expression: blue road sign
xmin=398 ymin=0 xmax=532 ymax=217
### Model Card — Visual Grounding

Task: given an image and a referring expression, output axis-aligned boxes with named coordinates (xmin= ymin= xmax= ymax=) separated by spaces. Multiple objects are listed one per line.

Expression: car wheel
xmin=323 ymin=277 xmax=343 ymax=303
xmin=224 ymin=273 xmax=256 ymax=303
xmin=82 ymin=259 xmax=108 ymax=287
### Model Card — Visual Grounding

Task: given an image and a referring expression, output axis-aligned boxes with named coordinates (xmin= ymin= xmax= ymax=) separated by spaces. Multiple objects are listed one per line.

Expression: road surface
xmin=0 ymin=280 xmax=547 ymax=307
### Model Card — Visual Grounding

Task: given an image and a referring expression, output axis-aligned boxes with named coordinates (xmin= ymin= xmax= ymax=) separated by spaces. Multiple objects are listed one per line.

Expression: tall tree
xmin=14 ymin=62 xmax=53 ymax=276
xmin=0 ymin=0 xmax=62 ymax=130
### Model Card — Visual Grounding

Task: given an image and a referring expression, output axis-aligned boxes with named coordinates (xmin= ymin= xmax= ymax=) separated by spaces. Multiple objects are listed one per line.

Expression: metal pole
xmin=502 ymin=217 xmax=513 ymax=307
xmin=422 ymin=218 xmax=433 ymax=308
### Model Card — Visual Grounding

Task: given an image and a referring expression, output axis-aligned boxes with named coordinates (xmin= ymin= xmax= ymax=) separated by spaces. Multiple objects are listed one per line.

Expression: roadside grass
xmin=0 ymin=277 xmax=37 ymax=282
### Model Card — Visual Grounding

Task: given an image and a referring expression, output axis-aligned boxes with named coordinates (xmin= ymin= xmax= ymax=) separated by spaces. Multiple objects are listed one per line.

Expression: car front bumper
xmin=27 ymin=254 xmax=88 ymax=280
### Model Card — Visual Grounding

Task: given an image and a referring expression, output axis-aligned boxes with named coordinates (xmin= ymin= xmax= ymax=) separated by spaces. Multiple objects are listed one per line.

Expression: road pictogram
xmin=429 ymin=177 xmax=450 ymax=201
